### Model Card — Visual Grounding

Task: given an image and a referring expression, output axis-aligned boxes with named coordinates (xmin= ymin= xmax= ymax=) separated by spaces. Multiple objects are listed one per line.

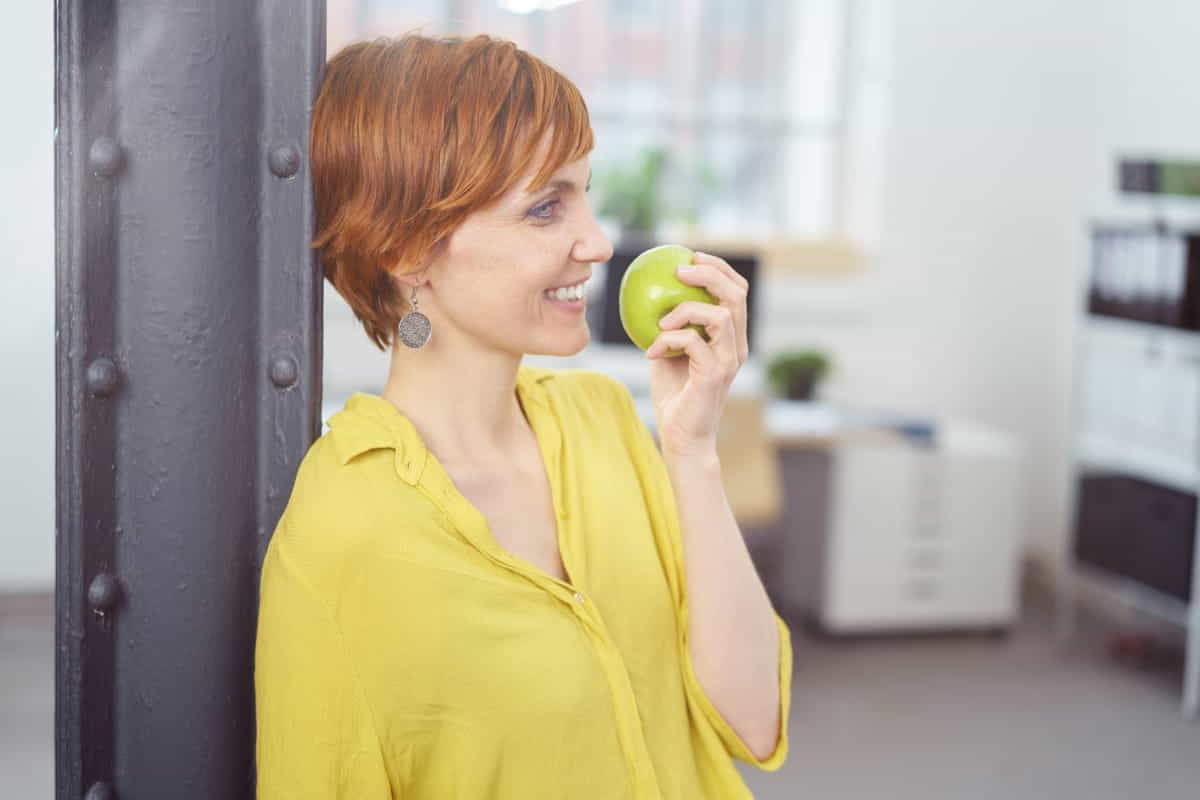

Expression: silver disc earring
xmin=397 ymin=285 xmax=432 ymax=349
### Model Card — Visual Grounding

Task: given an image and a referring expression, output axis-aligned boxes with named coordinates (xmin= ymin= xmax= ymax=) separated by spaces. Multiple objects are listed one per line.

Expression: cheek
xmin=437 ymin=266 xmax=537 ymax=331
xmin=435 ymin=235 xmax=564 ymax=323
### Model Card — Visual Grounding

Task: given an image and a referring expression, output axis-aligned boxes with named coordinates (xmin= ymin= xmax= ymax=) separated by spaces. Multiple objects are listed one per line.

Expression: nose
xmin=573 ymin=204 xmax=614 ymax=265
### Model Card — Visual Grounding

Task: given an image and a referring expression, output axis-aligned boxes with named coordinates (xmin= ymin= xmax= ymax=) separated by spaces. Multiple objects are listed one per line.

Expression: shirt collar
xmin=325 ymin=365 xmax=557 ymax=485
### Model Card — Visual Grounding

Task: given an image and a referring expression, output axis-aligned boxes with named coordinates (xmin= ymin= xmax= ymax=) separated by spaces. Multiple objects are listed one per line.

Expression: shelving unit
xmin=1063 ymin=222 xmax=1200 ymax=721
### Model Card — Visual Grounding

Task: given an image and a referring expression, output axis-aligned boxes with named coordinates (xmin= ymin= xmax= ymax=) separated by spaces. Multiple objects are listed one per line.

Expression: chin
xmin=531 ymin=326 xmax=590 ymax=358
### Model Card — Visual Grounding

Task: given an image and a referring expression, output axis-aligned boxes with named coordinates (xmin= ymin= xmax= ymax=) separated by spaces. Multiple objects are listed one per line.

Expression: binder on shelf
xmin=1087 ymin=224 xmax=1200 ymax=331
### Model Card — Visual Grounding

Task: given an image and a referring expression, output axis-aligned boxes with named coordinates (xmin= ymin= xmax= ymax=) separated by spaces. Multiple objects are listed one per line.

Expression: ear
xmin=390 ymin=237 xmax=446 ymax=290
xmin=389 ymin=266 xmax=430 ymax=290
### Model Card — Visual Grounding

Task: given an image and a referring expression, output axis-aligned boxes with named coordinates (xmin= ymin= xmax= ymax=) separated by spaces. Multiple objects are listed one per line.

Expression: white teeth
xmin=546 ymin=282 xmax=585 ymax=301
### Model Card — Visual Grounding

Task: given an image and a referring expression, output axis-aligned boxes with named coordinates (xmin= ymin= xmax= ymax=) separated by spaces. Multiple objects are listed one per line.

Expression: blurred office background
xmin=5 ymin=1 xmax=1200 ymax=797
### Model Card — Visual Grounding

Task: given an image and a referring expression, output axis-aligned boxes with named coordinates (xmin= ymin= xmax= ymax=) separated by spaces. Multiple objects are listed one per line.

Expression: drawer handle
xmin=909 ymin=549 xmax=943 ymax=570
xmin=911 ymin=521 xmax=941 ymax=540
xmin=907 ymin=577 xmax=940 ymax=601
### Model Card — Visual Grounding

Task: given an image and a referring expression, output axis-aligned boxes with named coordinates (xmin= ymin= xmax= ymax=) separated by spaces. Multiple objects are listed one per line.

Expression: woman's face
xmin=418 ymin=148 xmax=613 ymax=359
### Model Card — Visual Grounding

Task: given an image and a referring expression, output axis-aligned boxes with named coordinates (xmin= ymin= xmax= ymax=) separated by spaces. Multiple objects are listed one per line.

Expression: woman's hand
xmin=644 ymin=251 xmax=750 ymax=458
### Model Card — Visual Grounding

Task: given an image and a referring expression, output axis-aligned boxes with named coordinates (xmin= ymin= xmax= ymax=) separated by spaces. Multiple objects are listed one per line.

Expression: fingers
xmin=674 ymin=257 xmax=749 ymax=363
xmin=694 ymin=251 xmax=749 ymax=293
xmin=675 ymin=260 xmax=745 ymax=306
xmin=656 ymin=300 xmax=739 ymax=366
xmin=645 ymin=327 xmax=719 ymax=373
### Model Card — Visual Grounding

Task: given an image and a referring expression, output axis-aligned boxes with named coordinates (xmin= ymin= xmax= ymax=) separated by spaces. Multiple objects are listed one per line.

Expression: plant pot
xmin=786 ymin=371 xmax=819 ymax=401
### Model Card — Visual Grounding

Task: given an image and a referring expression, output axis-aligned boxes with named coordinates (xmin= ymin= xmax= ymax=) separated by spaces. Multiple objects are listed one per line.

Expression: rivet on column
xmin=89 ymin=137 xmax=124 ymax=177
xmin=87 ymin=574 xmax=123 ymax=616
xmin=269 ymin=355 xmax=298 ymax=389
xmin=86 ymin=358 xmax=119 ymax=397
xmin=84 ymin=781 xmax=116 ymax=800
xmin=268 ymin=143 xmax=300 ymax=179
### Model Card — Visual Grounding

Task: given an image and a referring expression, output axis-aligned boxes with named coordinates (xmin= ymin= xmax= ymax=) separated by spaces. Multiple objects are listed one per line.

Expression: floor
xmin=3 ymin=594 xmax=1196 ymax=799
xmin=1 ymin=596 xmax=53 ymax=799
xmin=739 ymin=601 xmax=1198 ymax=799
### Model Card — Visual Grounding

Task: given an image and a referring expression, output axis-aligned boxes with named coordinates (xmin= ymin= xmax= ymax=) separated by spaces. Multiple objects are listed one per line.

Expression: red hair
xmin=310 ymin=34 xmax=594 ymax=351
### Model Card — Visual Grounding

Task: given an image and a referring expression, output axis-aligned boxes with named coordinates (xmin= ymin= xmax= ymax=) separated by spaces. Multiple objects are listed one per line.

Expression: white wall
xmin=791 ymin=0 xmax=1200 ymax=572
xmin=1 ymin=4 xmax=54 ymax=591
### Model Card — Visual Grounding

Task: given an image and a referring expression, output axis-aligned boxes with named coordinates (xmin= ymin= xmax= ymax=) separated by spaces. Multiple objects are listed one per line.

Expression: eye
xmin=528 ymin=197 xmax=561 ymax=221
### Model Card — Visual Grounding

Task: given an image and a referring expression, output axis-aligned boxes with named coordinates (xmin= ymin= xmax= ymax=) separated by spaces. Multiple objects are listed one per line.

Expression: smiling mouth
xmin=543 ymin=280 xmax=587 ymax=302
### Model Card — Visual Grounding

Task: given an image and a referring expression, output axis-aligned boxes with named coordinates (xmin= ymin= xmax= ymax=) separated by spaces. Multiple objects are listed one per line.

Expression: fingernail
xmin=678 ymin=263 xmax=696 ymax=273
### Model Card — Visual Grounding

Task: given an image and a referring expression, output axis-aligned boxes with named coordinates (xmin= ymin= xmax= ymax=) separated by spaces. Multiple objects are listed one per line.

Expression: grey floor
xmin=740 ymin=601 xmax=1199 ymax=799
xmin=1 ymin=597 xmax=54 ymax=799
xmin=3 ymin=595 xmax=1196 ymax=799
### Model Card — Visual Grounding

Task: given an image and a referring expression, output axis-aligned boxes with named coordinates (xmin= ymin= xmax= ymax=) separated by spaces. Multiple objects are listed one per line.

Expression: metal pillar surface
xmin=55 ymin=2 xmax=326 ymax=797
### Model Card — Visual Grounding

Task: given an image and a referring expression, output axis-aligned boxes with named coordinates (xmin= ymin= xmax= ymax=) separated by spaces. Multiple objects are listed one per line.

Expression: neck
xmin=380 ymin=330 xmax=530 ymax=470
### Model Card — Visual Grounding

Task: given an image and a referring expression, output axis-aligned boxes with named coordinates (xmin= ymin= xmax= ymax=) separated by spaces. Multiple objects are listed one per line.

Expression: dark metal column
xmin=55 ymin=2 xmax=326 ymax=797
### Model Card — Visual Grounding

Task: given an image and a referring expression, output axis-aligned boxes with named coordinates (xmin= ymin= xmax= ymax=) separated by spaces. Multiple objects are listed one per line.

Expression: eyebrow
xmin=530 ymin=170 xmax=592 ymax=196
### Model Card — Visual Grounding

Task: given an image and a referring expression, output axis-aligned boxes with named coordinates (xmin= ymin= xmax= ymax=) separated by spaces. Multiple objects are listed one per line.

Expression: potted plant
xmin=766 ymin=349 xmax=832 ymax=402
xmin=597 ymin=148 xmax=666 ymax=243
xmin=595 ymin=147 xmax=718 ymax=245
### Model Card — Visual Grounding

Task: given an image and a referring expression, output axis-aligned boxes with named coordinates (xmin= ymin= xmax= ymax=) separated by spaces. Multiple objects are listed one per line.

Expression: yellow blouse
xmin=254 ymin=365 xmax=793 ymax=799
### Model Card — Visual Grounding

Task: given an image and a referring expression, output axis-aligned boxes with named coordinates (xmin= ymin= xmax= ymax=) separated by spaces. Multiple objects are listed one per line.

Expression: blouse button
xmin=573 ymin=592 xmax=585 ymax=603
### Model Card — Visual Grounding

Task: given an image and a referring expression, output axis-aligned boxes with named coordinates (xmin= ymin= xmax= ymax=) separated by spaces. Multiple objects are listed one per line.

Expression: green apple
xmin=618 ymin=244 xmax=718 ymax=357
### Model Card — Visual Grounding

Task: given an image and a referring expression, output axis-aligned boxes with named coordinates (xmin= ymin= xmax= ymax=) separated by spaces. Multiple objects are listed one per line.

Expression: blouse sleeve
xmin=608 ymin=375 xmax=793 ymax=772
xmin=254 ymin=524 xmax=392 ymax=799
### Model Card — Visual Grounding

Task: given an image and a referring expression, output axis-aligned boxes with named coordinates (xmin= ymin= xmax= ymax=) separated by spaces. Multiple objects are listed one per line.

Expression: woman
xmin=254 ymin=33 xmax=792 ymax=799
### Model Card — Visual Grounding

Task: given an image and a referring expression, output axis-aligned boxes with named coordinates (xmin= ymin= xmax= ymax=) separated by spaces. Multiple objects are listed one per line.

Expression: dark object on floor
xmin=1109 ymin=632 xmax=1184 ymax=670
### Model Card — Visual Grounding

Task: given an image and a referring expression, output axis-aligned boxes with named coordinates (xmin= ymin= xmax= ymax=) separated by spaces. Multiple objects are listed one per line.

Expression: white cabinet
xmin=816 ymin=423 xmax=1024 ymax=633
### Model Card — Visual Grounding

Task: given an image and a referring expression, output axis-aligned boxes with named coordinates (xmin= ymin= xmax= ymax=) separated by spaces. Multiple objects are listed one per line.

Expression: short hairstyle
xmin=309 ymin=34 xmax=594 ymax=351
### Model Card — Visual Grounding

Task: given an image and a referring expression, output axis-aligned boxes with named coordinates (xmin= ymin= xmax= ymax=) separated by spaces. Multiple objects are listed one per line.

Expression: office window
xmin=327 ymin=0 xmax=888 ymax=239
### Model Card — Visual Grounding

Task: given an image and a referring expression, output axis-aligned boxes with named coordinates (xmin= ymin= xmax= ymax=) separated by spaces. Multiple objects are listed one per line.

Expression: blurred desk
xmin=637 ymin=387 xmax=1025 ymax=636
xmin=747 ymin=411 xmax=1026 ymax=635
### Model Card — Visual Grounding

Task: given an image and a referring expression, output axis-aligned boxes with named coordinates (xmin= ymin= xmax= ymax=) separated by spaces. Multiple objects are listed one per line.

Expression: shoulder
xmin=281 ymin=391 xmax=434 ymax=536
xmin=267 ymin=432 xmax=433 ymax=584
xmin=285 ymin=432 xmax=394 ymax=525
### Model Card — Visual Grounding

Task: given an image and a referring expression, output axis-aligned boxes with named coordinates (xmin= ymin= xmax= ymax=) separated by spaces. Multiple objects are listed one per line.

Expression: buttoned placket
xmin=516 ymin=378 xmax=664 ymax=798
